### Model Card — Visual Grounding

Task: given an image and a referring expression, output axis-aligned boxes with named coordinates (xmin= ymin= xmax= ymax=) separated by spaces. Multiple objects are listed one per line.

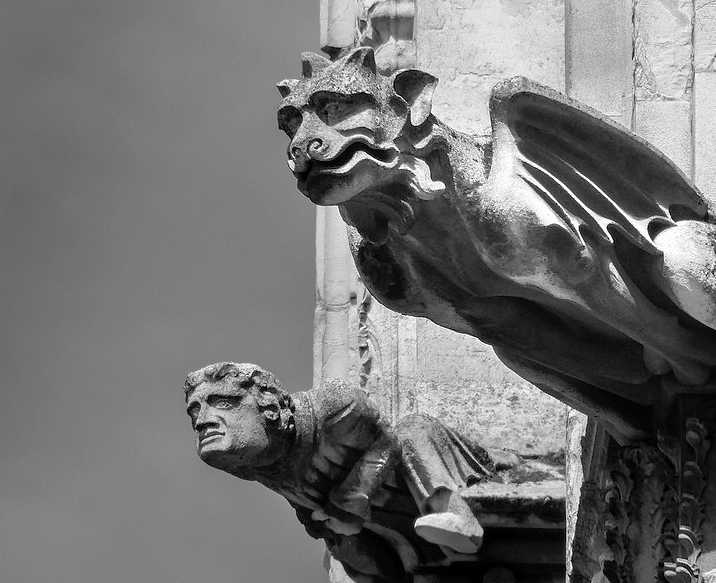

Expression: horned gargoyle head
xmin=277 ymin=47 xmax=446 ymax=220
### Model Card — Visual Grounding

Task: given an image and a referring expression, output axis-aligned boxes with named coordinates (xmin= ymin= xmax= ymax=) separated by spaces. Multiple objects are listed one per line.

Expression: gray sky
xmin=0 ymin=1 xmax=325 ymax=581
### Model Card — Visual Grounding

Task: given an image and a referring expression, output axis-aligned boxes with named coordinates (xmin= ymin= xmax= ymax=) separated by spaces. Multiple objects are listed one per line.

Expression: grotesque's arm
xmin=327 ymin=432 xmax=400 ymax=523
xmin=311 ymin=379 xmax=400 ymax=526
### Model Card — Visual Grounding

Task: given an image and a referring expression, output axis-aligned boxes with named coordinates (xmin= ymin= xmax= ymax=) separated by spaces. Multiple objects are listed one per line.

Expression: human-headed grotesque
xmin=184 ymin=362 xmax=295 ymax=478
xmin=184 ymin=362 xmax=495 ymax=580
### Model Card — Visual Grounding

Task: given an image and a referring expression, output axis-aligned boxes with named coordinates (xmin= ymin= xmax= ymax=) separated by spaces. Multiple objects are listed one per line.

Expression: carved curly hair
xmin=184 ymin=362 xmax=295 ymax=435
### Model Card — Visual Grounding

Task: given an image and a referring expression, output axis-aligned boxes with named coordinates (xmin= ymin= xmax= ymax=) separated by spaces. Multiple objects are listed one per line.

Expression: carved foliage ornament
xmin=277 ymin=47 xmax=716 ymax=441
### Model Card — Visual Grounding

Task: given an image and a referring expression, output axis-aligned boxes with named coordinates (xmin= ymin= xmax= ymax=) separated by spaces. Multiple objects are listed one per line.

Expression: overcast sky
xmin=0 ymin=1 xmax=325 ymax=581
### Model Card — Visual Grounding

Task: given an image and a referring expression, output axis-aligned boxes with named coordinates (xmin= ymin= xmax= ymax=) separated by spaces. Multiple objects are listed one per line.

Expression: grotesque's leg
xmin=395 ymin=414 xmax=492 ymax=554
xmin=328 ymin=433 xmax=401 ymax=523
xmin=652 ymin=220 xmax=716 ymax=331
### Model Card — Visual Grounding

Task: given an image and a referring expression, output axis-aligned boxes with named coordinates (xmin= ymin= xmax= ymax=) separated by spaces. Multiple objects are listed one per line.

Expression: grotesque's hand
xmin=311 ymin=507 xmax=364 ymax=536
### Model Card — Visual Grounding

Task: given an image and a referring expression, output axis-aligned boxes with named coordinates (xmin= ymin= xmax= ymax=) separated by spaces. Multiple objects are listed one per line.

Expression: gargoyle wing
xmin=486 ymin=77 xmax=710 ymax=254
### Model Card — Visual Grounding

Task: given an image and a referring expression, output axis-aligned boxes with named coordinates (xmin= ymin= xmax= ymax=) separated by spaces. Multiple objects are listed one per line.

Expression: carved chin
xmin=199 ymin=447 xmax=234 ymax=471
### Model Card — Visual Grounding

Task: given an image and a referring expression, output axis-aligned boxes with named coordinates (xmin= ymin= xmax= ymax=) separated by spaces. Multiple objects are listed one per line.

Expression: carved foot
xmin=414 ymin=490 xmax=484 ymax=553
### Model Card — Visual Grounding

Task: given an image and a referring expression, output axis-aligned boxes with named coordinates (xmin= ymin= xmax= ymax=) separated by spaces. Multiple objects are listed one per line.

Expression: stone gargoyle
xmin=277 ymin=47 xmax=716 ymax=441
xmin=184 ymin=362 xmax=500 ymax=583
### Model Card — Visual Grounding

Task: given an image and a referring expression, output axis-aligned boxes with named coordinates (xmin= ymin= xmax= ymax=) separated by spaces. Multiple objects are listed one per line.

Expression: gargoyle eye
xmin=315 ymin=99 xmax=352 ymax=125
xmin=320 ymin=102 xmax=346 ymax=123
xmin=278 ymin=106 xmax=302 ymax=138
xmin=312 ymin=92 xmax=375 ymax=126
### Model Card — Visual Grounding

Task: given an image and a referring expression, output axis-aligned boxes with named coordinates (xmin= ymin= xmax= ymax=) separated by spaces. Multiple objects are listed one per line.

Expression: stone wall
xmin=312 ymin=0 xmax=716 ymax=579
xmin=564 ymin=1 xmax=716 ymax=579
xmin=315 ymin=0 xmax=569 ymax=463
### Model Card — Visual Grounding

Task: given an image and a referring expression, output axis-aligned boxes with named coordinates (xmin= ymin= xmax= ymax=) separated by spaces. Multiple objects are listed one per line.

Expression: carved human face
xmin=185 ymin=381 xmax=275 ymax=472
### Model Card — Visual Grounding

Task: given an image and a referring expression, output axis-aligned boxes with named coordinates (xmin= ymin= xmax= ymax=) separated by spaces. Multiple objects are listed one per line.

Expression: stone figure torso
xmin=185 ymin=363 xmax=494 ymax=582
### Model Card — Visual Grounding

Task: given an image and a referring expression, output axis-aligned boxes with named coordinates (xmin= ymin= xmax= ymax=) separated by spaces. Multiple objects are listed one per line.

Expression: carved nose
xmin=289 ymin=138 xmax=326 ymax=174
xmin=289 ymin=139 xmax=325 ymax=160
xmin=307 ymin=138 xmax=325 ymax=157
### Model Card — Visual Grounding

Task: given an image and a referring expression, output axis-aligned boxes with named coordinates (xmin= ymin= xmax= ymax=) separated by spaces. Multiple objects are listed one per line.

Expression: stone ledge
xmin=464 ymin=479 xmax=566 ymax=530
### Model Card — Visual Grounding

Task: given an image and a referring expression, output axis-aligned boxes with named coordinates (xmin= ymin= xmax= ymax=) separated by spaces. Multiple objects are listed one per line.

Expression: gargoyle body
xmin=278 ymin=48 xmax=716 ymax=440
xmin=184 ymin=363 xmax=494 ymax=582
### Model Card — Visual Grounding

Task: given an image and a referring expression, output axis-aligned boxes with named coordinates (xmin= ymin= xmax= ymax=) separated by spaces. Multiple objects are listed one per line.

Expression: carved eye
xmin=320 ymin=101 xmax=348 ymax=124
xmin=312 ymin=92 xmax=375 ymax=127
xmin=207 ymin=395 xmax=242 ymax=410
xmin=278 ymin=106 xmax=302 ymax=138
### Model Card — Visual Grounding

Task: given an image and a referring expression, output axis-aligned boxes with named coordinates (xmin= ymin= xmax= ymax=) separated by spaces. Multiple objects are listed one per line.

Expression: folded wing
xmin=488 ymin=77 xmax=710 ymax=254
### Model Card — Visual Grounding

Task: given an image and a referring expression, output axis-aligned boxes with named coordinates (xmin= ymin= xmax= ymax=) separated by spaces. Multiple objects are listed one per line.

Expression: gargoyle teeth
xmin=398 ymin=156 xmax=446 ymax=200
xmin=287 ymin=159 xmax=296 ymax=172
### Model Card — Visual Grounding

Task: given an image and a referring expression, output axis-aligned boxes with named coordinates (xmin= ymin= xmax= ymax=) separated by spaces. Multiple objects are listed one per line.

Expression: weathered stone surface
xmin=634 ymin=0 xmax=694 ymax=101
xmin=184 ymin=362 xmax=562 ymax=582
xmin=414 ymin=319 xmax=566 ymax=456
xmin=411 ymin=0 xmax=568 ymax=462
xmin=313 ymin=0 xmax=568 ymax=485
xmin=565 ymin=0 xmax=633 ymax=122
xmin=634 ymin=99 xmax=692 ymax=173
xmin=565 ymin=410 xmax=588 ymax=579
xmin=695 ymin=72 xmax=716 ymax=207
xmin=314 ymin=206 xmax=354 ymax=382
xmin=299 ymin=3 xmax=716 ymax=582
xmin=320 ymin=0 xmax=359 ymax=54
xmin=416 ymin=0 xmax=564 ymax=133
xmin=358 ymin=0 xmax=416 ymax=74
xmin=278 ymin=47 xmax=716 ymax=441
xmin=696 ymin=1 xmax=716 ymax=73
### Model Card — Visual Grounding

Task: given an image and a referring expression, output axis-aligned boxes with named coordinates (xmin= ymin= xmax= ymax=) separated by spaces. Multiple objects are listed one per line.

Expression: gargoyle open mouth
xmin=294 ymin=141 xmax=401 ymax=184
xmin=294 ymin=136 xmax=446 ymax=209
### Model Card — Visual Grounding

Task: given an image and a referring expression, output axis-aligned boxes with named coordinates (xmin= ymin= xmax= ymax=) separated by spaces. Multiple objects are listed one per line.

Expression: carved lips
xmin=198 ymin=430 xmax=224 ymax=446
xmin=294 ymin=141 xmax=402 ymax=205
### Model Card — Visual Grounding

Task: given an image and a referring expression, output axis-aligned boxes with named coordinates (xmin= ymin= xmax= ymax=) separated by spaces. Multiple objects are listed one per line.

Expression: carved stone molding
xmin=662 ymin=418 xmax=711 ymax=583
xmin=568 ymin=397 xmax=716 ymax=583
xmin=357 ymin=0 xmax=416 ymax=73
xmin=357 ymin=288 xmax=375 ymax=389
xmin=570 ymin=441 xmax=678 ymax=583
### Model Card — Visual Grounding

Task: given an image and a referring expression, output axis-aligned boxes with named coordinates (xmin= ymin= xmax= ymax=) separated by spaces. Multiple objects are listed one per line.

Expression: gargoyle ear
xmin=392 ymin=69 xmax=438 ymax=126
xmin=301 ymin=52 xmax=331 ymax=78
xmin=345 ymin=46 xmax=377 ymax=75
xmin=276 ymin=79 xmax=300 ymax=98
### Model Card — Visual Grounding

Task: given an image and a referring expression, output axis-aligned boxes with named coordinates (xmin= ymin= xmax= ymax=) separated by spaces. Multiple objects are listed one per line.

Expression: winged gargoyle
xmin=276 ymin=47 xmax=716 ymax=441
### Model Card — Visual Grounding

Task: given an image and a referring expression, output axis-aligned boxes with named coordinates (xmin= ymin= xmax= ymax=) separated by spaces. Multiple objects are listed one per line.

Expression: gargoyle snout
xmin=289 ymin=137 xmax=328 ymax=173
